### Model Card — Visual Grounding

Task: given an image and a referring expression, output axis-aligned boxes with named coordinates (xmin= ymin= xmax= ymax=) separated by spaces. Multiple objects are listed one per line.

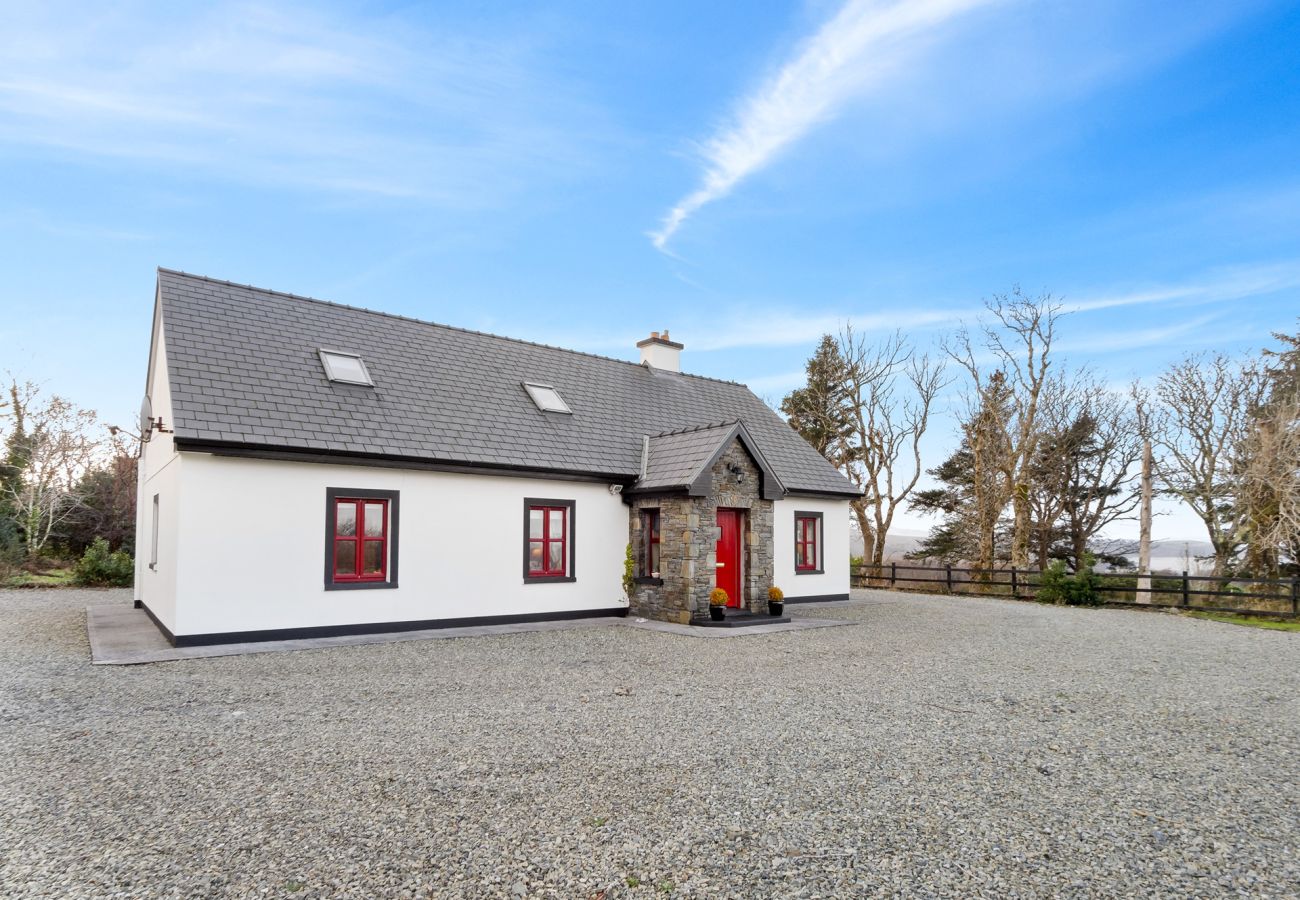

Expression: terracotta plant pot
xmin=709 ymin=605 xmax=726 ymax=621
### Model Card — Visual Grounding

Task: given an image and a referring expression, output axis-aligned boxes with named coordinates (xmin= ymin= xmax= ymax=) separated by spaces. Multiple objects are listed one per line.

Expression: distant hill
xmin=850 ymin=530 xmax=1217 ymax=574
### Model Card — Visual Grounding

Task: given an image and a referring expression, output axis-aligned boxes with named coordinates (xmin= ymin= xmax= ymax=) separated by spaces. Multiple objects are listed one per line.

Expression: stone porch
xmin=627 ymin=436 xmax=775 ymax=624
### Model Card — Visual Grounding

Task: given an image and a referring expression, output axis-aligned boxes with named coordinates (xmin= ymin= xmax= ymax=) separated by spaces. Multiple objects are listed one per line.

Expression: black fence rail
xmin=851 ymin=563 xmax=1300 ymax=618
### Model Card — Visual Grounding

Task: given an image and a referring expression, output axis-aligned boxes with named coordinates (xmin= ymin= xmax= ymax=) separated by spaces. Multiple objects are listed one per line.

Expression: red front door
xmin=715 ymin=509 xmax=743 ymax=608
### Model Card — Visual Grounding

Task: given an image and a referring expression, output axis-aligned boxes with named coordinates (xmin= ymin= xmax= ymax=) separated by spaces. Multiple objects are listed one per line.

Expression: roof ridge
xmin=651 ymin=420 xmax=740 ymax=438
xmin=156 ymin=267 xmax=744 ymax=387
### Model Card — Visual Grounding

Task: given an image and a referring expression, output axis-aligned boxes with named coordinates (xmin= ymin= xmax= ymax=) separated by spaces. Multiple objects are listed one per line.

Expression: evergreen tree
xmin=1 ymin=381 xmax=31 ymax=507
xmin=1261 ymin=320 xmax=1299 ymax=405
xmin=1239 ymin=322 xmax=1300 ymax=576
xmin=780 ymin=335 xmax=850 ymax=458
xmin=0 ymin=381 xmax=33 ymax=553
xmin=908 ymin=442 xmax=980 ymax=562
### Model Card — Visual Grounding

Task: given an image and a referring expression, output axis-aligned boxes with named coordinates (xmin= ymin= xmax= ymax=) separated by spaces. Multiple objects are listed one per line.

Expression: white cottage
xmin=135 ymin=269 xmax=857 ymax=645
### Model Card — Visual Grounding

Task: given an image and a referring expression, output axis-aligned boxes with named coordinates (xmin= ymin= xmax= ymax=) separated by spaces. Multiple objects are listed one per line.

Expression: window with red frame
xmin=795 ymin=515 xmax=819 ymax=572
xmin=528 ymin=504 xmax=568 ymax=577
xmin=642 ymin=509 xmax=661 ymax=576
xmin=333 ymin=498 xmax=389 ymax=582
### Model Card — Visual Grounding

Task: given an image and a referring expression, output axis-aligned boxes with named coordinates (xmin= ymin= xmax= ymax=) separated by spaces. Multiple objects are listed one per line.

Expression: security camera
xmin=608 ymin=484 xmax=624 ymax=495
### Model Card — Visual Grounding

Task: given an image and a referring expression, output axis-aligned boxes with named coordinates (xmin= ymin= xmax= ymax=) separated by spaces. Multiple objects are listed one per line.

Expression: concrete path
xmin=618 ymin=613 xmax=853 ymax=639
xmin=86 ymin=603 xmax=856 ymax=664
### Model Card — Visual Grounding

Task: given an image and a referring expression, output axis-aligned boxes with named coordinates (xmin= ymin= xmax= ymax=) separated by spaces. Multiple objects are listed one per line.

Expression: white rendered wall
xmin=773 ymin=497 xmax=851 ymax=599
xmin=134 ymin=304 xmax=182 ymax=631
xmin=173 ymin=454 xmax=631 ymax=637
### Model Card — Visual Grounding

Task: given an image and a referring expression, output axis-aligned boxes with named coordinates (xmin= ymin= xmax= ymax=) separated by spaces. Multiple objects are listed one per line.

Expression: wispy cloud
xmin=649 ymin=0 xmax=1006 ymax=249
xmin=740 ymin=370 xmax=807 ymax=394
xmin=0 ymin=209 xmax=153 ymax=243
xmin=683 ymin=306 xmax=956 ymax=351
xmin=0 ymin=3 xmax=603 ymax=205
xmin=533 ymin=259 xmax=1300 ymax=360
xmin=1058 ymin=313 xmax=1224 ymax=356
xmin=1066 ymin=262 xmax=1300 ymax=313
xmin=528 ymin=305 xmax=959 ymax=357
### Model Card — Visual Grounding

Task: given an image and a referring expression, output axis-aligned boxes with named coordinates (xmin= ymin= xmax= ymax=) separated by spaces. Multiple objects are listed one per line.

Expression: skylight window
xmin=319 ymin=350 xmax=373 ymax=386
xmin=523 ymin=382 xmax=571 ymax=414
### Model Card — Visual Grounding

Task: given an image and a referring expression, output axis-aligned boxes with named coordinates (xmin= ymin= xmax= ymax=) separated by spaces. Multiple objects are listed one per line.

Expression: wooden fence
xmin=851 ymin=563 xmax=1300 ymax=618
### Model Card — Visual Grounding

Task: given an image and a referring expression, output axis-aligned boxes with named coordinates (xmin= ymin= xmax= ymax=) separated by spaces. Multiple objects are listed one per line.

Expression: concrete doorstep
xmin=86 ymin=604 xmax=857 ymax=665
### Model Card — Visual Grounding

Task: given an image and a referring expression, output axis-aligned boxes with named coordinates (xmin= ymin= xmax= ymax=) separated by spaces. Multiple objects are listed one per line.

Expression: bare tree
xmin=1 ymin=381 xmax=104 ymax=556
xmin=1238 ymin=324 xmax=1300 ymax=576
xmin=1150 ymin=354 xmax=1267 ymax=576
xmin=1132 ymin=387 xmax=1154 ymax=601
xmin=1238 ymin=395 xmax=1300 ymax=577
xmin=835 ymin=328 xmax=947 ymax=574
xmin=947 ymin=289 xmax=1063 ymax=570
xmin=60 ymin=430 xmax=140 ymax=554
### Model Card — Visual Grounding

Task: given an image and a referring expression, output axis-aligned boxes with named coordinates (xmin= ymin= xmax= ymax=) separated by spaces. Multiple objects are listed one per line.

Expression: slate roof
xmin=638 ymin=423 xmax=740 ymax=492
xmin=155 ymin=269 xmax=859 ymax=496
xmin=635 ymin=422 xmax=783 ymax=499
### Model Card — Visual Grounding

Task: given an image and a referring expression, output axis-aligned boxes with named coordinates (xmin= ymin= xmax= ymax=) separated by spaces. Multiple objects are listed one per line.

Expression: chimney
xmin=637 ymin=329 xmax=683 ymax=372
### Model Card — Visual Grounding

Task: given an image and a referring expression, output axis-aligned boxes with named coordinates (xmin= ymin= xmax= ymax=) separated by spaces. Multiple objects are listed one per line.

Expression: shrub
xmin=0 ymin=516 xmax=22 ymax=580
xmin=1036 ymin=557 xmax=1102 ymax=607
xmin=1071 ymin=561 xmax=1102 ymax=606
xmin=768 ymin=586 xmax=784 ymax=602
xmin=849 ymin=555 xmax=865 ymax=569
xmin=73 ymin=538 xmax=134 ymax=587
xmin=622 ymin=542 xmax=635 ymax=598
xmin=709 ymin=588 xmax=729 ymax=606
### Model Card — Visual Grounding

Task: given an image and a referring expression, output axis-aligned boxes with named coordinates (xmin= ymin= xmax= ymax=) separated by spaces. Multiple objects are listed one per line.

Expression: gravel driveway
xmin=2 ymin=589 xmax=1297 ymax=898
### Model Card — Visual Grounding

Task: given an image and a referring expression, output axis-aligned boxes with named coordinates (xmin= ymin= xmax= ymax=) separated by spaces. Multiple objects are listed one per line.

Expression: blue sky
xmin=1 ymin=0 xmax=1298 ymax=540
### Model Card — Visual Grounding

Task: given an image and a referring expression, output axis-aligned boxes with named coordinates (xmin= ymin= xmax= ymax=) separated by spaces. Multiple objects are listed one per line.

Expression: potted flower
xmin=709 ymin=588 xmax=729 ymax=621
xmin=767 ymin=586 xmax=785 ymax=617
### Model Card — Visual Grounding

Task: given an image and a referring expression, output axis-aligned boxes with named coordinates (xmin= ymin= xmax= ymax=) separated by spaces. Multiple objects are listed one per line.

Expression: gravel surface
xmin=2 ymin=588 xmax=1297 ymax=899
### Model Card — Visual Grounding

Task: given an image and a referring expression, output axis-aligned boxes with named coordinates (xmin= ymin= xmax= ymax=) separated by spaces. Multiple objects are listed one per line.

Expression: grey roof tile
xmin=156 ymin=269 xmax=857 ymax=496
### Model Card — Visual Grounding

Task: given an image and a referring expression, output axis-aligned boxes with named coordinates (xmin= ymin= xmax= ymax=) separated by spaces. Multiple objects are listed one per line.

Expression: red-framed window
xmin=642 ymin=509 xmax=661 ymax=576
xmin=795 ymin=515 xmax=819 ymax=571
xmin=528 ymin=504 xmax=568 ymax=577
xmin=333 ymin=498 xmax=389 ymax=582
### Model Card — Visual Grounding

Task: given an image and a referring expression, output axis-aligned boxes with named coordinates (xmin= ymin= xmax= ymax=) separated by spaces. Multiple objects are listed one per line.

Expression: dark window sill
xmin=524 ymin=575 xmax=576 ymax=585
xmin=794 ymin=568 xmax=824 ymax=576
xmin=633 ymin=576 xmax=664 ymax=586
xmin=325 ymin=580 xmax=399 ymax=591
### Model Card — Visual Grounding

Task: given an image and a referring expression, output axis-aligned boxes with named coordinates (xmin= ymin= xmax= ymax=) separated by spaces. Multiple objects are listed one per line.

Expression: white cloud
xmin=650 ymin=0 xmax=1007 ymax=249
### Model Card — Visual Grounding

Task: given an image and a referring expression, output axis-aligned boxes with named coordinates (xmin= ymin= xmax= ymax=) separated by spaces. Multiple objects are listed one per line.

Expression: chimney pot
xmin=650 ymin=331 xmax=659 ymax=339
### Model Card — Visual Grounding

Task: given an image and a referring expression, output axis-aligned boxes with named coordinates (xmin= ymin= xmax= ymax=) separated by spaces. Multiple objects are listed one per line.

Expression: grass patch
xmin=3 ymin=568 xmax=75 ymax=587
xmin=1185 ymin=611 xmax=1300 ymax=632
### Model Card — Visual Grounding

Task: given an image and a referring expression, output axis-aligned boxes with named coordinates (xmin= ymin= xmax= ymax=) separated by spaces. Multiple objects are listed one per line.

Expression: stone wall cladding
xmin=628 ymin=495 xmax=697 ymax=624
xmin=625 ymin=437 xmax=774 ymax=623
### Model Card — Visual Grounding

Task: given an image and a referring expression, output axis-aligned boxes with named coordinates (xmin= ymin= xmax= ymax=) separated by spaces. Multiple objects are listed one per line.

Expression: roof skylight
xmin=319 ymin=350 xmax=374 ymax=386
xmin=523 ymin=382 xmax=571 ymax=414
